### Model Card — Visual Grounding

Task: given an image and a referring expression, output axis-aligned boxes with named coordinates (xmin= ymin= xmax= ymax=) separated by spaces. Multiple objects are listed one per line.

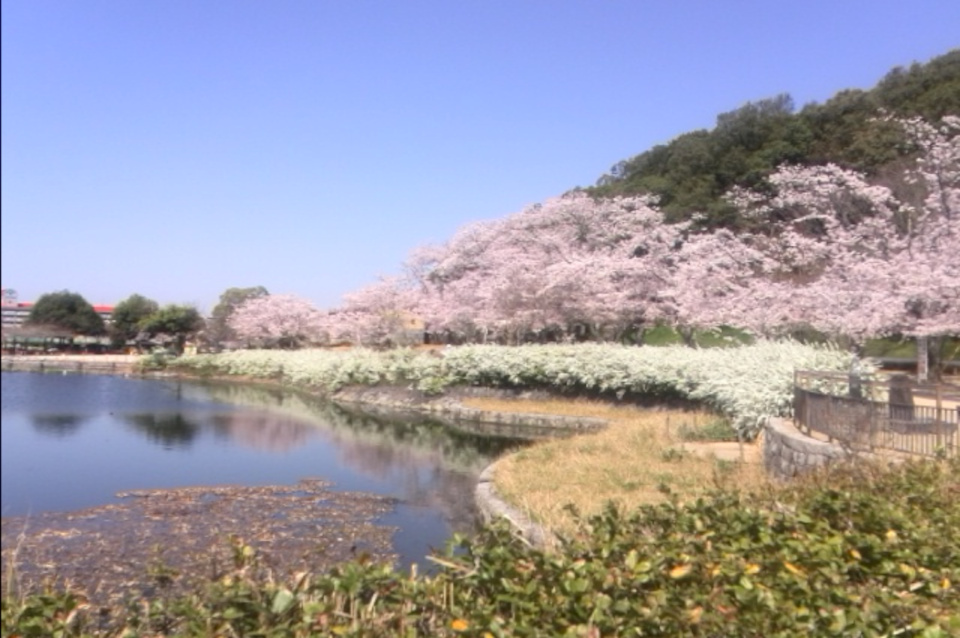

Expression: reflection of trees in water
xmin=324 ymin=410 xmax=525 ymax=531
xmin=189 ymin=381 xmax=531 ymax=529
xmin=180 ymin=382 xmax=287 ymax=409
xmin=120 ymin=413 xmax=199 ymax=448
xmin=329 ymin=408 xmax=523 ymax=472
xmin=30 ymin=414 xmax=89 ymax=438
xmin=207 ymin=412 xmax=315 ymax=452
xmin=120 ymin=410 xmax=317 ymax=453
xmin=193 ymin=381 xmax=527 ymax=471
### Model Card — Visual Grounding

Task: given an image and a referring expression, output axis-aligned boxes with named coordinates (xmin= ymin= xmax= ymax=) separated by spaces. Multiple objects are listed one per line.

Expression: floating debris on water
xmin=1 ymin=479 xmax=398 ymax=607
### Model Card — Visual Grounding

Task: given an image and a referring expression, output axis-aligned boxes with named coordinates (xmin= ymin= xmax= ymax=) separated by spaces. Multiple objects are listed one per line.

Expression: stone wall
xmin=763 ymin=417 xmax=848 ymax=479
xmin=333 ymin=385 xmax=608 ymax=433
xmin=2 ymin=356 xmax=141 ymax=375
xmin=474 ymin=462 xmax=554 ymax=547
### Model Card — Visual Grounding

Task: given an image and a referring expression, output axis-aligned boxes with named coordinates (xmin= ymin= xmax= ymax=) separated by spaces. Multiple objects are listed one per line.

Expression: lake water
xmin=0 ymin=371 xmax=528 ymax=566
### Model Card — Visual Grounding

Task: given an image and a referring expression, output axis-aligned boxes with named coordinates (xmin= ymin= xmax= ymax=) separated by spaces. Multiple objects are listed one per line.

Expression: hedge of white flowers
xmin=176 ymin=341 xmax=858 ymax=438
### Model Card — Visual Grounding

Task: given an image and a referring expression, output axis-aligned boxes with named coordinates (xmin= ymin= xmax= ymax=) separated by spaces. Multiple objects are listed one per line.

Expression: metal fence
xmin=794 ymin=370 xmax=959 ymax=458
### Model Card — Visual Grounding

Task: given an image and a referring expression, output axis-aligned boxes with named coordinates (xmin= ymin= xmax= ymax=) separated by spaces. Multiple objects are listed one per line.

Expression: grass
xmin=860 ymin=336 xmax=960 ymax=361
xmin=637 ymin=324 xmax=753 ymax=347
xmin=864 ymin=337 xmax=918 ymax=358
xmin=637 ymin=325 xmax=685 ymax=346
xmin=461 ymin=397 xmax=767 ymax=538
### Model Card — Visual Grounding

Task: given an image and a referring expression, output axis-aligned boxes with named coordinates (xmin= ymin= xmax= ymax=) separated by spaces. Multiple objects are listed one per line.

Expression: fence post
xmin=794 ymin=370 xmax=805 ymax=434
xmin=936 ymin=383 xmax=943 ymax=451
xmin=917 ymin=336 xmax=929 ymax=382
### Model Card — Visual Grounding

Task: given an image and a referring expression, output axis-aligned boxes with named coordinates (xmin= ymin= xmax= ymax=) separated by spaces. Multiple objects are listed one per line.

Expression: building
xmin=1 ymin=288 xmax=114 ymax=328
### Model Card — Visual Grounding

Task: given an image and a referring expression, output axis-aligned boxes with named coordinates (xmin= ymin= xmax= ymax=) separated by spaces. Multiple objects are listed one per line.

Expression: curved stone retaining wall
xmin=763 ymin=417 xmax=848 ymax=479
xmin=333 ymin=385 xmax=608 ymax=432
xmin=331 ymin=385 xmax=605 ymax=550
xmin=474 ymin=462 xmax=554 ymax=547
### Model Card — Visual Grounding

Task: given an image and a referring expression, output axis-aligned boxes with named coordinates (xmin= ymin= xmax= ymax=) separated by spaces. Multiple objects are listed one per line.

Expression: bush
xmin=172 ymin=341 xmax=860 ymax=438
xmin=4 ymin=457 xmax=958 ymax=636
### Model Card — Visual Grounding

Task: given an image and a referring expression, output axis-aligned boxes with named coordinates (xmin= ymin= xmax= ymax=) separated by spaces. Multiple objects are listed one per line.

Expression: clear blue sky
xmin=2 ymin=0 xmax=958 ymax=312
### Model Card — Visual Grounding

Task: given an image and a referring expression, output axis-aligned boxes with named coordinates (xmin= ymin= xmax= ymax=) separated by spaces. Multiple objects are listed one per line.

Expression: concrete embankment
xmin=332 ymin=385 xmax=607 ymax=433
xmin=1 ymin=354 xmax=144 ymax=375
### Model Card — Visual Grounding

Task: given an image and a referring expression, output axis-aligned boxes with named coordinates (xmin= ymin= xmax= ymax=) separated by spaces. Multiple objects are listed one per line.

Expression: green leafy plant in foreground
xmin=4 ymin=458 xmax=958 ymax=636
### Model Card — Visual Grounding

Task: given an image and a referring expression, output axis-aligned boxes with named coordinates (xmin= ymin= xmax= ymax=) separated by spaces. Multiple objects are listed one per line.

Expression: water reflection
xmin=30 ymin=414 xmax=89 ymax=438
xmin=121 ymin=413 xmax=200 ymax=448
xmin=3 ymin=372 xmax=537 ymax=565
xmin=185 ymin=382 xmax=531 ymax=533
xmin=191 ymin=382 xmax=529 ymax=472
xmin=207 ymin=412 xmax=316 ymax=452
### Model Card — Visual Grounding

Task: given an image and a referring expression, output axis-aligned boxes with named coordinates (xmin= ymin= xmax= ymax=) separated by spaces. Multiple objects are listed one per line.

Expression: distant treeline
xmin=587 ymin=49 xmax=960 ymax=228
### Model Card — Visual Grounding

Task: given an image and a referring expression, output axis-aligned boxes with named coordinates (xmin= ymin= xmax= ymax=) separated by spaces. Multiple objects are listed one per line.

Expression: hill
xmin=587 ymin=49 xmax=960 ymax=228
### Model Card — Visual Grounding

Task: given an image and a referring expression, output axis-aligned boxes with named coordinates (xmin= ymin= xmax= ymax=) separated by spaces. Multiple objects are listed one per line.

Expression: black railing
xmin=794 ymin=370 xmax=959 ymax=458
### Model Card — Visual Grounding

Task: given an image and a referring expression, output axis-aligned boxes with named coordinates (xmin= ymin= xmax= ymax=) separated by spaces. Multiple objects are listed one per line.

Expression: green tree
xmin=110 ymin=293 xmax=160 ymax=348
xmin=26 ymin=290 xmax=105 ymax=335
xmin=139 ymin=304 xmax=204 ymax=354
xmin=588 ymin=49 xmax=959 ymax=227
xmin=205 ymin=286 xmax=269 ymax=348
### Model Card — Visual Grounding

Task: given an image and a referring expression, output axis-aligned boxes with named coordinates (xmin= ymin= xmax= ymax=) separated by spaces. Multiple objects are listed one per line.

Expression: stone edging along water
xmin=329 ymin=387 xmax=902 ymax=548
xmin=331 ymin=385 xmax=601 ymax=549
xmin=1 ymin=355 xmax=142 ymax=375
xmin=474 ymin=461 xmax=555 ymax=547
xmin=331 ymin=385 xmax=608 ymax=432
xmin=472 ymin=417 xmax=858 ymax=550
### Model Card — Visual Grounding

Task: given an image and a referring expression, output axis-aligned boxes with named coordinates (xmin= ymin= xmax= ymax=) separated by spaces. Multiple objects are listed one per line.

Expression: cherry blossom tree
xmin=675 ymin=116 xmax=958 ymax=376
xmin=229 ymin=294 xmax=324 ymax=349
xmin=404 ymin=193 xmax=687 ymax=342
xmin=322 ymin=277 xmax=422 ymax=346
xmin=320 ymin=116 xmax=955 ymax=371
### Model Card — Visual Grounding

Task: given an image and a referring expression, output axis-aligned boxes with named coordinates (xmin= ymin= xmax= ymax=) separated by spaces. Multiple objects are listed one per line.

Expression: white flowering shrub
xmin=176 ymin=341 xmax=858 ymax=438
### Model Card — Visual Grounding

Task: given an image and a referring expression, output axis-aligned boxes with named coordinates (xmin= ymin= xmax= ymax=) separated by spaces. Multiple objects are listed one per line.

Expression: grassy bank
xmin=465 ymin=397 xmax=764 ymax=538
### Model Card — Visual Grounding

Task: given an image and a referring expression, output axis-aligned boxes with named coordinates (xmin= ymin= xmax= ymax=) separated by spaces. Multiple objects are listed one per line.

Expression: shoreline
xmin=1 ymin=362 xmax=584 ymax=600
xmin=4 ymin=355 xmax=756 ymax=549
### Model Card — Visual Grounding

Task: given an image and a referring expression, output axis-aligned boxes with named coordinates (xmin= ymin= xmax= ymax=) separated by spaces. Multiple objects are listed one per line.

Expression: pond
xmin=0 ymin=371 xmax=530 ymax=595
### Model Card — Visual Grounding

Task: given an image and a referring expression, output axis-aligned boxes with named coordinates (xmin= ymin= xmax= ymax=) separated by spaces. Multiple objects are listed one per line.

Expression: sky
xmin=2 ymin=1 xmax=958 ymax=313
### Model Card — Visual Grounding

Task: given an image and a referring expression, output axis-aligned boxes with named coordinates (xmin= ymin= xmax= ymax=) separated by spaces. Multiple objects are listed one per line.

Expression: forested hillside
xmin=588 ymin=49 xmax=960 ymax=227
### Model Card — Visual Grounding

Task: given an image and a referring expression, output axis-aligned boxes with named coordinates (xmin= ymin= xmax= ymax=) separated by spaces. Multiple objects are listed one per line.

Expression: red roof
xmin=4 ymin=301 xmax=113 ymax=311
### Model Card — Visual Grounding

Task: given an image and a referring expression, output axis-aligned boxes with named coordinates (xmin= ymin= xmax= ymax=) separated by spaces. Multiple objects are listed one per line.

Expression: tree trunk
xmin=919 ymin=335 xmax=944 ymax=382
xmin=917 ymin=335 xmax=929 ymax=382
xmin=678 ymin=326 xmax=697 ymax=348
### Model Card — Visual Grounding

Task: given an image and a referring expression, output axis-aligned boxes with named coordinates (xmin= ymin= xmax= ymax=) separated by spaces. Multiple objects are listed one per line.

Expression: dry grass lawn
xmin=462 ymin=397 xmax=768 ymax=538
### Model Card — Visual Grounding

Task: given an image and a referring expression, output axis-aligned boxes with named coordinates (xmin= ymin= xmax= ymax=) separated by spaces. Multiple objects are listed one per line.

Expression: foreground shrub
xmin=5 ymin=457 xmax=957 ymax=636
